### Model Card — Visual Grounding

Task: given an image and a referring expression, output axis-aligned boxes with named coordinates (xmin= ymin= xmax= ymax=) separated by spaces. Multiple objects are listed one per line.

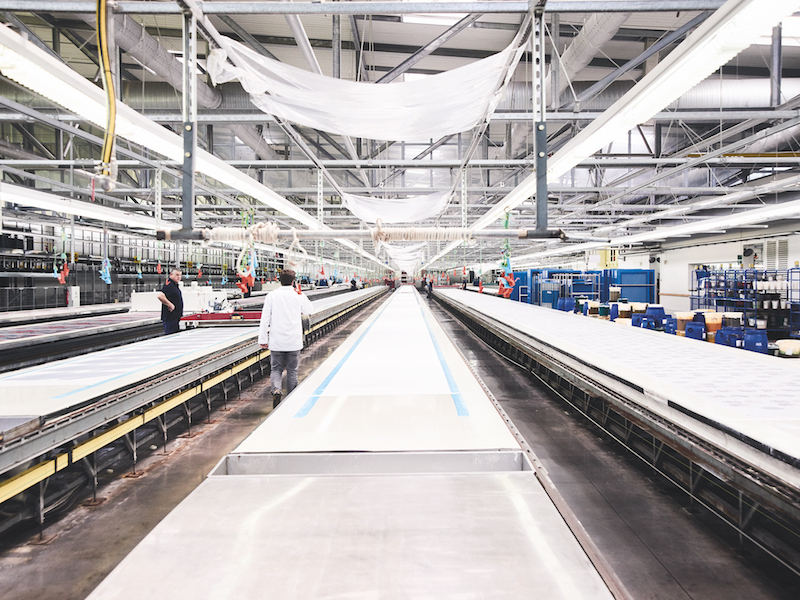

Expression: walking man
xmin=259 ymin=269 xmax=313 ymax=408
xmin=156 ymin=268 xmax=183 ymax=335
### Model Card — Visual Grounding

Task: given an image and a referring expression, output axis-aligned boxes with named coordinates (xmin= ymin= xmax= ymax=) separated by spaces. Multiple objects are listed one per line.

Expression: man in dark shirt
xmin=156 ymin=268 xmax=184 ymax=335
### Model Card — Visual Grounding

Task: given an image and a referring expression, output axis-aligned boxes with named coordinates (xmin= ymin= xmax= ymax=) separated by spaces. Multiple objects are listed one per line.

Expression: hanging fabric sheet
xmin=381 ymin=242 xmax=426 ymax=271
xmin=341 ymin=190 xmax=451 ymax=223
xmin=207 ymin=36 xmax=522 ymax=142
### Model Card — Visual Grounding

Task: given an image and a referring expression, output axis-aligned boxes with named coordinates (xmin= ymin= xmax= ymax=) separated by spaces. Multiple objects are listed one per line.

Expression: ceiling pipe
xmin=78 ymin=10 xmax=280 ymax=161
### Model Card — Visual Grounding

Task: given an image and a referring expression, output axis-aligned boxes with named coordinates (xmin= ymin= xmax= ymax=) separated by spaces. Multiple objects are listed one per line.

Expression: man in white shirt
xmin=258 ymin=269 xmax=313 ymax=408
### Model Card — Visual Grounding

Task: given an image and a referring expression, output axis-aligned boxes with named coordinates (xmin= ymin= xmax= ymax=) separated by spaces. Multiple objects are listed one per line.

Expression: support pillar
xmin=771 ymin=24 xmax=782 ymax=107
xmin=532 ymin=6 xmax=548 ymax=231
xmin=181 ymin=9 xmax=197 ymax=232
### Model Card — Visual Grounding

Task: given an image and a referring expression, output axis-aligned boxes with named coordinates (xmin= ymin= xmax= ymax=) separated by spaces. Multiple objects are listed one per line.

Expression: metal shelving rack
xmin=549 ymin=271 xmax=601 ymax=301
xmin=691 ymin=268 xmax=792 ymax=337
xmin=789 ymin=268 xmax=800 ymax=337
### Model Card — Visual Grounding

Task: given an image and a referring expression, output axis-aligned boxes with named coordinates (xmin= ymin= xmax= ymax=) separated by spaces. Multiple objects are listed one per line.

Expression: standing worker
xmin=259 ymin=269 xmax=313 ymax=408
xmin=427 ymin=277 xmax=434 ymax=298
xmin=156 ymin=268 xmax=183 ymax=335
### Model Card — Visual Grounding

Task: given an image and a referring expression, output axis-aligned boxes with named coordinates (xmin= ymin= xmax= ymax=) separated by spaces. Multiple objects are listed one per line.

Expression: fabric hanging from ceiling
xmin=382 ymin=242 xmax=426 ymax=272
xmin=207 ymin=35 xmax=522 ymax=142
xmin=341 ymin=190 xmax=451 ymax=223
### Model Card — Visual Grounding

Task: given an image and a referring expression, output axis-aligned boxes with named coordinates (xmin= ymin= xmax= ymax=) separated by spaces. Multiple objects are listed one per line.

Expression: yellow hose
xmin=96 ymin=0 xmax=116 ymax=176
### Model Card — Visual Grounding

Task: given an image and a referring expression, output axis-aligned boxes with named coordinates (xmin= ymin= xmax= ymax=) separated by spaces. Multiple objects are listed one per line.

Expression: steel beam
xmin=0 ymin=2 xmax=727 ymax=15
xmin=349 ymin=15 xmax=369 ymax=83
xmin=5 ymin=157 xmax=800 ymax=170
xmin=5 ymin=110 xmax=799 ymax=124
xmin=217 ymin=15 xmax=279 ymax=60
xmin=566 ymin=11 xmax=710 ymax=109
xmin=376 ymin=13 xmax=481 ymax=83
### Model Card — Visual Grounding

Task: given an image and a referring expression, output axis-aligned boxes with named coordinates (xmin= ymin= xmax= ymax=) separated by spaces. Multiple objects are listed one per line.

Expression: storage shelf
xmin=691 ymin=268 xmax=798 ymax=339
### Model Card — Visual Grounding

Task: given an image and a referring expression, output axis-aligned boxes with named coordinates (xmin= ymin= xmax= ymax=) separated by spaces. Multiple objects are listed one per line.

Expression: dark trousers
xmin=163 ymin=320 xmax=180 ymax=335
xmin=270 ymin=350 xmax=300 ymax=395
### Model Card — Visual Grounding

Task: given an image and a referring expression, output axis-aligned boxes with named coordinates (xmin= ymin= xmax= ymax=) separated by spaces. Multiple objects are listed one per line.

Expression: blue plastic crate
xmin=685 ymin=322 xmax=706 ymax=340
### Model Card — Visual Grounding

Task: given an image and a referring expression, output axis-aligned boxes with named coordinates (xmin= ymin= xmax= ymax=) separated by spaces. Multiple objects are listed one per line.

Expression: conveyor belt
xmin=434 ymin=289 xmax=800 ymax=474
xmin=86 ymin=287 xmax=617 ymax=599
xmin=0 ymin=302 xmax=130 ymax=327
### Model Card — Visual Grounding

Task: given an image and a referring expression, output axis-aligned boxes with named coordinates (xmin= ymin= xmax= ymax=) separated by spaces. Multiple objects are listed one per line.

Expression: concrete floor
xmin=430 ymin=301 xmax=799 ymax=600
xmin=0 ymin=296 xmax=388 ymax=600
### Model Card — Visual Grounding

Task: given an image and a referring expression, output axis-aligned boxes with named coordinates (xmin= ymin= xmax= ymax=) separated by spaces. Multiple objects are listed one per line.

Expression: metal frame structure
xmin=0 ymin=0 xmax=798 ymax=279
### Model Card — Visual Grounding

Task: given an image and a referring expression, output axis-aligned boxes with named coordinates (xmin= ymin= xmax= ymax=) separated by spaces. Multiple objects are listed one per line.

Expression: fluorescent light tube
xmin=427 ymin=0 xmax=800 ymax=267
xmin=0 ymin=182 xmax=181 ymax=231
xmin=0 ymin=24 xmax=383 ymax=267
xmin=513 ymin=198 xmax=800 ymax=265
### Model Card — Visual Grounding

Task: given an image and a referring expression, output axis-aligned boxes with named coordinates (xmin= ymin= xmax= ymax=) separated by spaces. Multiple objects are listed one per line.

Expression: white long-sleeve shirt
xmin=258 ymin=285 xmax=313 ymax=351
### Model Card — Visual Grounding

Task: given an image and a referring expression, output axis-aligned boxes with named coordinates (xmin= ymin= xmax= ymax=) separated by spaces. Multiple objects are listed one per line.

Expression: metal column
xmin=771 ymin=24 xmax=782 ymax=107
xmin=181 ymin=9 xmax=197 ymax=232
xmin=532 ymin=2 xmax=548 ymax=231
xmin=154 ymin=167 xmax=163 ymax=223
xmin=332 ymin=14 xmax=341 ymax=79
xmin=317 ymin=169 xmax=324 ymax=261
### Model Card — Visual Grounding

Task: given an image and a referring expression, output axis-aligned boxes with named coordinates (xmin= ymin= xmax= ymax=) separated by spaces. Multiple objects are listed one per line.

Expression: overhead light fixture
xmin=402 ymin=13 xmax=468 ymax=26
xmin=592 ymin=172 xmax=800 ymax=235
xmin=0 ymin=182 xmax=181 ymax=231
xmin=0 ymin=24 xmax=383 ymax=267
xmin=426 ymin=0 xmax=800 ymax=267
xmin=513 ymin=198 xmax=800 ymax=265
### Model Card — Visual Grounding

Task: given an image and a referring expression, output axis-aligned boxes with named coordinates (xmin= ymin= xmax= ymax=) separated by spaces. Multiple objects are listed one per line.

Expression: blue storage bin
xmin=685 ymin=322 xmax=706 ymax=340
xmin=743 ymin=330 xmax=768 ymax=354
xmin=640 ymin=316 xmax=657 ymax=330
xmin=610 ymin=303 xmax=619 ymax=321
xmin=541 ymin=289 xmax=560 ymax=309
xmin=645 ymin=305 xmax=666 ymax=322
xmin=715 ymin=327 xmax=743 ymax=348
xmin=631 ymin=313 xmax=644 ymax=327
xmin=663 ymin=318 xmax=678 ymax=334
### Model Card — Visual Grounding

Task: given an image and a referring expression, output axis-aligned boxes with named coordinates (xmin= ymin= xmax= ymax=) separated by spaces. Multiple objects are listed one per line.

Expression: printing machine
xmin=432 ymin=288 xmax=800 ymax=575
xmin=0 ymin=287 xmax=387 ymax=535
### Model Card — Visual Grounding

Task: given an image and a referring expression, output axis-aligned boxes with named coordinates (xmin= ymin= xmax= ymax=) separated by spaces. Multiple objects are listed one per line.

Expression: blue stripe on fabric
xmin=293 ymin=300 xmax=391 ymax=418
xmin=415 ymin=292 xmax=469 ymax=416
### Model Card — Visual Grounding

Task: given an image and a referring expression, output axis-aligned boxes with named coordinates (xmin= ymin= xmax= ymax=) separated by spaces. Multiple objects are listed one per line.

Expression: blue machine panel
xmin=603 ymin=269 xmax=655 ymax=303
xmin=509 ymin=270 xmax=530 ymax=303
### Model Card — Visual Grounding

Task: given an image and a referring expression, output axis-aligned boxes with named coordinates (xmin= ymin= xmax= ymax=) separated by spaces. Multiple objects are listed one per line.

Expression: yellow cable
xmin=96 ymin=0 xmax=116 ymax=174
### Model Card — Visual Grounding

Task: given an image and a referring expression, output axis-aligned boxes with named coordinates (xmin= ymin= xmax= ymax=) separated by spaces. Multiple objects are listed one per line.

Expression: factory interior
xmin=1 ymin=0 xmax=800 ymax=598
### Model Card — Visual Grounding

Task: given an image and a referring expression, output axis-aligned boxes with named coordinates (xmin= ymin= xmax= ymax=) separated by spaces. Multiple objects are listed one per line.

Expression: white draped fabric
xmin=341 ymin=190 xmax=451 ymax=223
xmin=207 ymin=36 xmax=518 ymax=142
xmin=382 ymin=242 xmax=426 ymax=272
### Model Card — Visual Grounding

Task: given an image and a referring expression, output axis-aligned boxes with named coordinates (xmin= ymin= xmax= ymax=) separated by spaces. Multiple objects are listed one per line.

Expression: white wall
xmin=617 ymin=254 xmax=650 ymax=269
xmin=656 ymin=233 xmax=800 ymax=314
